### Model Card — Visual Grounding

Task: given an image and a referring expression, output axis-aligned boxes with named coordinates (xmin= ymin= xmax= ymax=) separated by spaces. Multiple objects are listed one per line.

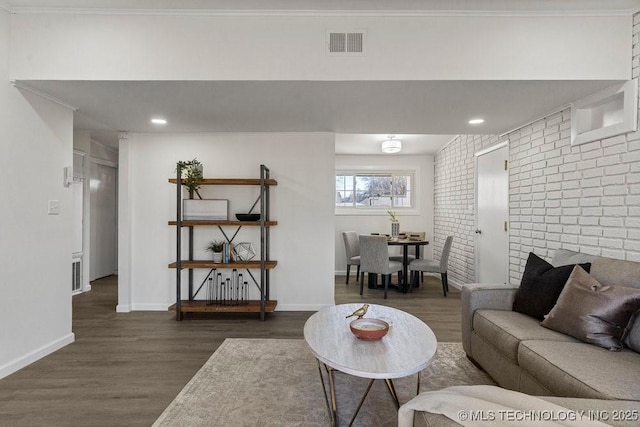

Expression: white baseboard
xmin=448 ymin=279 xmax=463 ymax=290
xmin=130 ymin=303 xmax=171 ymax=311
xmin=116 ymin=304 xmax=131 ymax=313
xmin=0 ymin=333 xmax=75 ymax=380
xmin=276 ymin=303 xmax=333 ymax=311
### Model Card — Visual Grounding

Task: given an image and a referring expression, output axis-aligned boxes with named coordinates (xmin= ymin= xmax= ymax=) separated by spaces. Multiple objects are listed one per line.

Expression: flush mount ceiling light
xmin=151 ymin=117 xmax=167 ymax=125
xmin=381 ymin=135 xmax=402 ymax=153
xmin=468 ymin=118 xmax=485 ymax=125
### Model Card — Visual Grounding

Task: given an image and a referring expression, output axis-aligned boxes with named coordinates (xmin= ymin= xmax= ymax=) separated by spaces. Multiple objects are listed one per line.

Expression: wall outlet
xmin=48 ymin=200 xmax=60 ymax=215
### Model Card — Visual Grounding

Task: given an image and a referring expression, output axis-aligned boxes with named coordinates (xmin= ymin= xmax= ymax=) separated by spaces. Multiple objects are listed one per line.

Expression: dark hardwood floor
xmin=0 ymin=274 xmax=460 ymax=426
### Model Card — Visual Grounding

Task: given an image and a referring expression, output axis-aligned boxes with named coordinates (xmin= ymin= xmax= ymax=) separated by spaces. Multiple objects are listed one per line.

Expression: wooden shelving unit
xmin=168 ymin=220 xmax=277 ymax=227
xmin=168 ymin=260 xmax=277 ymax=269
xmin=169 ymin=164 xmax=277 ymax=321
xmin=169 ymin=178 xmax=278 ymax=186
xmin=168 ymin=300 xmax=278 ymax=314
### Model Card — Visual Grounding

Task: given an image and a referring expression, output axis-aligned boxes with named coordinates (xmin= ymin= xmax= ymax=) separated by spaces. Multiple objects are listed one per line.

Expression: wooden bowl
xmin=349 ymin=318 xmax=389 ymax=341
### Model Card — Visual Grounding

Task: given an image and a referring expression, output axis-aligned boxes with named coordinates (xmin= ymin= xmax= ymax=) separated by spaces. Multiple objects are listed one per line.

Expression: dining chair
xmin=390 ymin=231 xmax=423 ymax=280
xmin=408 ymin=236 xmax=453 ymax=296
xmin=359 ymin=234 xmax=403 ymax=299
xmin=342 ymin=231 xmax=361 ymax=285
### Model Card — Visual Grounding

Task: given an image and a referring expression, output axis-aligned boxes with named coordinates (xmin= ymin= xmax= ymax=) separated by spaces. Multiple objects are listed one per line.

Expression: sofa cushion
xmin=513 ymin=252 xmax=591 ymax=320
xmin=473 ymin=310 xmax=578 ymax=363
xmin=541 ymin=266 xmax=640 ymax=351
xmin=519 ymin=341 xmax=640 ymax=400
xmin=540 ymin=398 xmax=640 ymax=427
xmin=591 ymin=256 xmax=640 ymax=290
xmin=552 ymin=248 xmax=597 ymax=267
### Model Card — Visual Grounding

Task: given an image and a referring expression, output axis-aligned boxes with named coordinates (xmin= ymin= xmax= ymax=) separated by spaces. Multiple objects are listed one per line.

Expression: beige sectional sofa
xmin=402 ymin=249 xmax=640 ymax=426
xmin=462 ymin=249 xmax=640 ymax=401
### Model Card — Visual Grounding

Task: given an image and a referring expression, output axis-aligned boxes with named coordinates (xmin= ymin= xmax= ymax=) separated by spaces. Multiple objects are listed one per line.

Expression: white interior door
xmin=475 ymin=143 xmax=509 ymax=284
xmin=90 ymin=161 xmax=118 ymax=281
xmin=72 ymin=153 xmax=84 ymax=255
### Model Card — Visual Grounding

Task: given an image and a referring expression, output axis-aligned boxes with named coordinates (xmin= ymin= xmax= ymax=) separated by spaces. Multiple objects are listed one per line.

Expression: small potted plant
xmin=206 ymin=240 xmax=225 ymax=263
xmin=176 ymin=159 xmax=204 ymax=199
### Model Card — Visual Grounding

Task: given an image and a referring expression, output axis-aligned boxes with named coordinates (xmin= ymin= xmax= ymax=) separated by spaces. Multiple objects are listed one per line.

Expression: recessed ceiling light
xmin=468 ymin=118 xmax=485 ymax=125
xmin=151 ymin=118 xmax=167 ymax=125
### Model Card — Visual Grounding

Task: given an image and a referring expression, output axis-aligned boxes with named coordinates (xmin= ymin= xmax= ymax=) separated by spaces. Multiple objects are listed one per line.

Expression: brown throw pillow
xmin=541 ymin=265 xmax=640 ymax=351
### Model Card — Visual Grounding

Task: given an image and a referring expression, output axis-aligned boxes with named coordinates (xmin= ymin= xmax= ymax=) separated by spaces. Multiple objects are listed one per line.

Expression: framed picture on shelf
xmin=183 ymin=199 xmax=228 ymax=220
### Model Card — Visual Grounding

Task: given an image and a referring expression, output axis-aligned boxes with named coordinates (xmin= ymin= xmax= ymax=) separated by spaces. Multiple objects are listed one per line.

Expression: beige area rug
xmin=154 ymin=339 xmax=495 ymax=427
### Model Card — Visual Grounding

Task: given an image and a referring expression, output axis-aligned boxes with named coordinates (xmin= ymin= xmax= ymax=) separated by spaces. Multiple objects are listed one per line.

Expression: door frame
xmin=89 ymin=157 xmax=119 ymax=281
xmin=73 ymin=149 xmax=91 ymax=293
xmin=474 ymin=140 xmax=509 ymax=283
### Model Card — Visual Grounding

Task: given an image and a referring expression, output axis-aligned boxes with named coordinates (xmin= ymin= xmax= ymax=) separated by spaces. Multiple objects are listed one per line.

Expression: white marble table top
xmin=303 ymin=303 xmax=438 ymax=379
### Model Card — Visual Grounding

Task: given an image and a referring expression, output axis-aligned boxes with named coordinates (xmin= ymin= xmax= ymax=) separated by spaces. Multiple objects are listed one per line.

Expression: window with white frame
xmin=335 ymin=171 xmax=414 ymax=209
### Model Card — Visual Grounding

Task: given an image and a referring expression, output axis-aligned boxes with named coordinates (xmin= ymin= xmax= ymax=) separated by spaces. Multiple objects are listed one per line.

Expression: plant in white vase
xmin=388 ymin=210 xmax=400 ymax=237
xmin=206 ymin=240 xmax=225 ymax=263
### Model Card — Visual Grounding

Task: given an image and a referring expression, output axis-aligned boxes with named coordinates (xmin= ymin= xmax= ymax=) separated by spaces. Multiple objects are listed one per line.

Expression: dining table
xmin=387 ymin=238 xmax=429 ymax=292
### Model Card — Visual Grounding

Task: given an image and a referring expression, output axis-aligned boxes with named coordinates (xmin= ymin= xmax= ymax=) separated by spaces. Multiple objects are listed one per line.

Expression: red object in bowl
xmin=350 ymin=318 xmax=390 ymax=341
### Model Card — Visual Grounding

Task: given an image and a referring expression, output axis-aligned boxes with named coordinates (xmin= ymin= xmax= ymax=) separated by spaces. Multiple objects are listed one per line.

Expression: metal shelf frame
xmin=172 ymin=164 xmax=276 ymax=320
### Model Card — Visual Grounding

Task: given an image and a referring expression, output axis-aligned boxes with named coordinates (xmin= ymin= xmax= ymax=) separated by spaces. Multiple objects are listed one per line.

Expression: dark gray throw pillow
xmin=513 ymin=252 xmax=591 ymax=320
xmin=623 ymin=310 xmax=640 ymax=353
xmin=541 ymin=265 xmax=640 ymax=351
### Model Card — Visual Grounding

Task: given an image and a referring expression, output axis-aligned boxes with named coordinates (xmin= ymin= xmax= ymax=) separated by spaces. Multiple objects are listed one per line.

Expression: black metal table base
xmin=366 ymin=273 xmax=406 ymax=293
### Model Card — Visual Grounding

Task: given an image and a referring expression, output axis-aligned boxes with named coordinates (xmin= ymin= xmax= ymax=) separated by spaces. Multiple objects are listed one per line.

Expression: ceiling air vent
xmin=327 ymin=30 xmax=366 ymax=55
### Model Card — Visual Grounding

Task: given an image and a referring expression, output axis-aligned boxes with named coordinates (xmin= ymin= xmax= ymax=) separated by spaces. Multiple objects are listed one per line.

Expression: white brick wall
xmin=434 ymin=134 xmax=500 ymax=286
xmin=434 ymin=11 xmax=640 ymax=286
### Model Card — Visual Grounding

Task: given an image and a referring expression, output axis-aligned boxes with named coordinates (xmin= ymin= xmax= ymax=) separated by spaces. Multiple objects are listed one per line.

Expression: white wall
xmin=119 ymin=132 xmax=335 ymax=312
xmin=433 ymin=12 xmax=640 ymax=287
xmin=335 ymin=154 xmax=434 ymax=273
xmin=9 ymin=12 xmax=630 ymax=81
xmin=0 ymin=9 xmax=74 ymax=379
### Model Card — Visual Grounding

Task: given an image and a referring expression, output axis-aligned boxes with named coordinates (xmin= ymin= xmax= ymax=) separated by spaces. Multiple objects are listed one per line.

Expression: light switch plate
xmin=48 ymin=200 xmax=60 ymax=215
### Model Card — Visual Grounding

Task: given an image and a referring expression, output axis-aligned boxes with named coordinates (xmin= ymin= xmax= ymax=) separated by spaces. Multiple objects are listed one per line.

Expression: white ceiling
xmin=5 ymin=0 xmax=640 ymax=12
xmin=22 ymin=79 xmax=619 ymax=154
xmin=7 ymin=0 xmax=638 ymax=154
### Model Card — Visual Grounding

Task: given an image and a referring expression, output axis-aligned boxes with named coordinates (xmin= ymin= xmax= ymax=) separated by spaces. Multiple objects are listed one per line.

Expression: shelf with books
xmin=169 ymin=164 xmax=277 ymax=321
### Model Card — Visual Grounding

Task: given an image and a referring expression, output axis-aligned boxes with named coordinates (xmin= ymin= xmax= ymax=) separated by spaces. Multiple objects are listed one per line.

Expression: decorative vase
xmin=212 ymin=252 xmax=223 ymax=263
xmin=391 ymin=222 xmax=400 ymax=238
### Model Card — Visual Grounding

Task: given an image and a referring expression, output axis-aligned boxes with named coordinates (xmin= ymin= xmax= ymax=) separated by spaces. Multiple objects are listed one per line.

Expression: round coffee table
xmin=303 ymin=303 xmax=438 ymax=426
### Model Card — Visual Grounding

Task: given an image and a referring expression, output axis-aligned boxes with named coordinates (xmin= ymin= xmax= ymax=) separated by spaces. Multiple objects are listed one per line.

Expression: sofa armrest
xmin=461 ymin=283 xmax=519 ymax=357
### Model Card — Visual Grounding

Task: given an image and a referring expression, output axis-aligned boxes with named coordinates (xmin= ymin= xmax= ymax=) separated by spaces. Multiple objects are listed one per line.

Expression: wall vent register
xmin=327 ymin=31 xmax=365 ymax=54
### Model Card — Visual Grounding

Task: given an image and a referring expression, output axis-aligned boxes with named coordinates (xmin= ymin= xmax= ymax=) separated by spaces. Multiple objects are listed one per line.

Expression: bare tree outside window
xmin=335 ymin=172 xmax=413 ymax=209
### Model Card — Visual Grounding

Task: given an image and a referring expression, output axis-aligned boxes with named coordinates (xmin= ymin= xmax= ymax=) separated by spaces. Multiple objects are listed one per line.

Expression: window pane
xmin=336 ymin=171 xmax=414 ymax=209
xmin=392 ymin=175 xmax=408 ymax=196
xmin=335 ymin=175 xmax=354 ymax=206
xmin=369 ymin=175 xmax=392 ymax=197
xmin=393 ymin=189 xmax=411 ymax=207
xmin=392 ymin=175 xmax=411 ymax=207
xmin=355 ymin=176 xmax=370 ymax=205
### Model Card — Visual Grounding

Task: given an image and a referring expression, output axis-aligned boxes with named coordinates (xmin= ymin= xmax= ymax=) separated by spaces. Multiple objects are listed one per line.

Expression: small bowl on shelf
xmin=235 ymin=213 xmax=261 ymax=221
xmin=349 ymin=318 xmax=389 ymax=341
